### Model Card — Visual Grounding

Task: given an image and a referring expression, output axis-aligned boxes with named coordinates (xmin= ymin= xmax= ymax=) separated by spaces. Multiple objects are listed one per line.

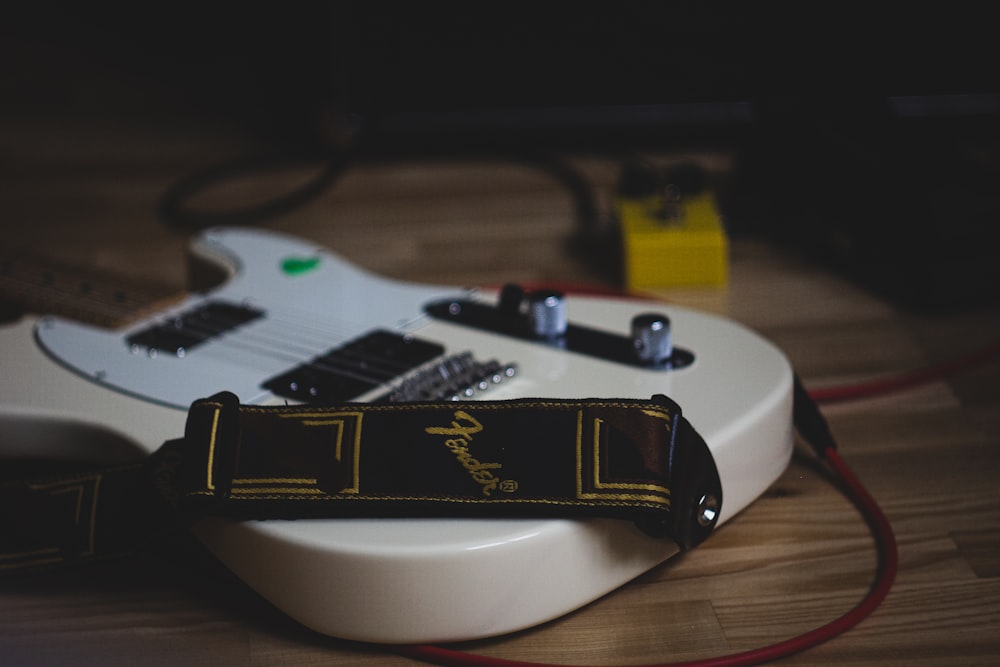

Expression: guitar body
xmin=0 ymin=227 xmax=793 ymax=643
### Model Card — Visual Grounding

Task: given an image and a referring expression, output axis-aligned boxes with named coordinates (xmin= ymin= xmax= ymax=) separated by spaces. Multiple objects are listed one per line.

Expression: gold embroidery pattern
xmin=575 ymin=409 xmax=672 ymax=509
xmin=205 ymin=404 xmax=221 ymax=491
xmin=222 ymin=400 xmax=671 ymax=509
xmin=230 ymin=410 xmax=364 ymax=498
xmin=0 ymin=474 xmax=101 ymax=571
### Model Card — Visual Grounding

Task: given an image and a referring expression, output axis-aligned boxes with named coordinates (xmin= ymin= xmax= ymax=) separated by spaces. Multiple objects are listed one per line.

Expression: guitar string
xmin=207 ymin=331 xmax=415 ymax=386
xmin=135 ymin=298 xmax=373 ymax=352
xmin=11 ymin=258 xmax=471 ymax=393
xmin=133 ymin=299 xmax=436 ymax=389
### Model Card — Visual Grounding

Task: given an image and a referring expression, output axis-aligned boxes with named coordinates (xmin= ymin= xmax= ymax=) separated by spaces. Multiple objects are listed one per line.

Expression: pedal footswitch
xmin=616 ymin=161 xmax=728 ymax=290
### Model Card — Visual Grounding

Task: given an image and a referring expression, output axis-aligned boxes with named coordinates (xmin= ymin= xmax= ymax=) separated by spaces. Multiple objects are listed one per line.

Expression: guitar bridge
xmin=379 ymin=353 xmax=517 ymax=402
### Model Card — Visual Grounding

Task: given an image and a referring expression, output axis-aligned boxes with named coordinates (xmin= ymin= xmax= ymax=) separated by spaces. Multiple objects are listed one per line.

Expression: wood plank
xmin=2 ymin=114 xmax=999 ymax=666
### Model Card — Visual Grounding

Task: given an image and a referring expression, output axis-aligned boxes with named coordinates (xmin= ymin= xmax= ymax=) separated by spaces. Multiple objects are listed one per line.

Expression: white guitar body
xmin=0 ymin=227 xmax=793 ymax=643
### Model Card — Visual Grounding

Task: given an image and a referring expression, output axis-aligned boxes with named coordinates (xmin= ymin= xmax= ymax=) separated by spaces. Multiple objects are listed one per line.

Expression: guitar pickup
xmin=127 ymin=300 xmax=264 ymax=357
xmin=262 ymin=330 xmax=445 ymax=403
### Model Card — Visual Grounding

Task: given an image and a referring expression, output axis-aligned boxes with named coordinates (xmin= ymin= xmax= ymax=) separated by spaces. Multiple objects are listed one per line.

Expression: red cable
xmin=392 ymin=291 xmax=1000 ymax=666
xmin=397 ymin=447 xmax=898 ymax=667
xmin=808 ymin=339 xmax=1000 ymax=403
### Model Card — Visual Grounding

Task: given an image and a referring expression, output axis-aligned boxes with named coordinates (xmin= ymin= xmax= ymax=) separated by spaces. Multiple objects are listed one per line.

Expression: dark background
xmin=6 ymin=5 xmax=997 ymax=144
xmin=3 ymin=3 xmax=999 ymax=310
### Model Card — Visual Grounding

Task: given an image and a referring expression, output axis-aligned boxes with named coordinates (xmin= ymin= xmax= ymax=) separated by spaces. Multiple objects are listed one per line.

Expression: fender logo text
xmin=425 ymin=410 xmax=517 ymax=496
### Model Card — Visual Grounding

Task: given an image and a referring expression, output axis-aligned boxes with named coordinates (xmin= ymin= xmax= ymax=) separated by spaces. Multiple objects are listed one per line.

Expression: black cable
xmin=155 ymin=141 xmax=608 ymax=256
xmin=157 ymin=148 xmax=355 ymax=231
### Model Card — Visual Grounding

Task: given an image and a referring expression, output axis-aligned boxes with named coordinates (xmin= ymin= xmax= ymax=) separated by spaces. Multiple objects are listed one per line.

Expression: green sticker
xmin=281 ymin=255 xmax=321 ymax=276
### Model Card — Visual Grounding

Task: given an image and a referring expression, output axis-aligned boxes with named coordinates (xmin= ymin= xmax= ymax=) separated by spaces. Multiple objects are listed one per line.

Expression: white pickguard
xmin=0 ymin=227 xmax=793 ymax=643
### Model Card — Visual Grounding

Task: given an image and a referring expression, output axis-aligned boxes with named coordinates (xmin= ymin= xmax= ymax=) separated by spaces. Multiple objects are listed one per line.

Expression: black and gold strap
xmin=158 ymin=392 xmax=721 ymax=548
xmin=2 ymin=392 xmax=721 ymax=574
xmin=1 ymin=460 xmax=170 ymax=573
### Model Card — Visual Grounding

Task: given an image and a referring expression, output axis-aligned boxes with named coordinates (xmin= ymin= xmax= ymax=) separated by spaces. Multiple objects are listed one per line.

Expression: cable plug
xmin=793 ymin=374 xmax=838 ymax=458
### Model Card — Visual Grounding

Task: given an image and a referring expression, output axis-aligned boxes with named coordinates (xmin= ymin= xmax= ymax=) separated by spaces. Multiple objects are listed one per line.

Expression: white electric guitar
xmin=0 ymin=227 xmax=793 ymax=643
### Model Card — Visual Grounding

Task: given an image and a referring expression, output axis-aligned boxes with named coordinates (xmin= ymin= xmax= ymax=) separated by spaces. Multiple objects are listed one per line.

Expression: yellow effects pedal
xmin=616 ymin=162 xmax=728 ymax=290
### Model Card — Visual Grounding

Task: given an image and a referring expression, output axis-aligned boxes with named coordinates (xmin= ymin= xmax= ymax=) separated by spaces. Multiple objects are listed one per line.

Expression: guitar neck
xmin=0 ymin=249 xmax=182 ymax=329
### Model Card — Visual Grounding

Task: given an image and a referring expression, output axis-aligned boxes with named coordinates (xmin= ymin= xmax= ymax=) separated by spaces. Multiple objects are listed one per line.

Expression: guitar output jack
xmin=697 ymin=493 xmax=720 ymax=527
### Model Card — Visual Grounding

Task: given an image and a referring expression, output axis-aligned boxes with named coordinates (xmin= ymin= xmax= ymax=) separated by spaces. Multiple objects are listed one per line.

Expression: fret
xmin=0 ymin=250 xmax=181 ymax=329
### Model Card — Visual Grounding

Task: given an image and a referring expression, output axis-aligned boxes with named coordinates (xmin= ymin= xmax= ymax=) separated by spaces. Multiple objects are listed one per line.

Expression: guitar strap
xmin=1 ymin=391 xmax=721 ymax=575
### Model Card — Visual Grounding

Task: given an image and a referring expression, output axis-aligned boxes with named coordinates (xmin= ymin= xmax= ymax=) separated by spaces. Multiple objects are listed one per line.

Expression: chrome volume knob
xmin=631 ymin=313 xmax=673 ymax=365
xmin=528 ymin=291 xmax=567 ymax=339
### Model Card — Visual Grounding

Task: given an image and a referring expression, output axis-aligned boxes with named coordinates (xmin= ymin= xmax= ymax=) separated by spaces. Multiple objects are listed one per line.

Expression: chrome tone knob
xmin=529 ymin=291 xmax=567 ymax=339
xmin=631 ymin=313 xmax=672 ymax=365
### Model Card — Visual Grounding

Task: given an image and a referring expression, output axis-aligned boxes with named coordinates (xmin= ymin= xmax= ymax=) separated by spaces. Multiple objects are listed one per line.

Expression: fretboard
xmin=0 ymin=249 xmax=182 ymax=329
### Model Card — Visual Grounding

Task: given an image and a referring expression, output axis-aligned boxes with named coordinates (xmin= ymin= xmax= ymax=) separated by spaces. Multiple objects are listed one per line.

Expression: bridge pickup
xmin=127 ymin=300 xmax=264 ymax=356
xmin=262 ymin=330 xmax=445 ymax=403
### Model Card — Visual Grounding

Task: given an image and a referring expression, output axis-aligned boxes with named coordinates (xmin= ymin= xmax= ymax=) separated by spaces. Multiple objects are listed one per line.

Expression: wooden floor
xmin=2 ymin=114 xmax=1000 ymax=666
